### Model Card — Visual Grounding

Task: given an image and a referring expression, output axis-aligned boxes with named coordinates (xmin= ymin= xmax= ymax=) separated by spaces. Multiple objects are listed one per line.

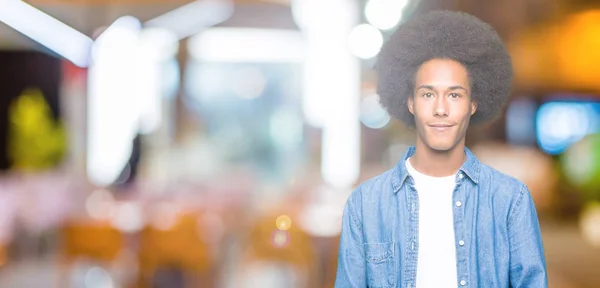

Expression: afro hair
xmin=376 ymin=10 xmax=513 ymax=127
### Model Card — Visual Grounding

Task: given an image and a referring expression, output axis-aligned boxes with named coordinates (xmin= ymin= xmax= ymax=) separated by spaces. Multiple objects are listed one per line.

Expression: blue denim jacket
xmin=335 ymin=146 xmax=547 ymax=288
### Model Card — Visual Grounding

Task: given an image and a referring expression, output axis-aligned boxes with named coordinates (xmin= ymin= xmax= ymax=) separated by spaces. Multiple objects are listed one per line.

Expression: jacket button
xmin=460 ymin=280 xmax=467 ymax=286
xmin=459 ymin=240 xmax=465 ymax=246
xmin=456 ymin=201 xmax=462 ymax=207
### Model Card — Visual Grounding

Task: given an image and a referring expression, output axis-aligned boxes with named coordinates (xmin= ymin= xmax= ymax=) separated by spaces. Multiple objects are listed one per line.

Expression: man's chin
xmin=427 ymin=142 xmax=457 ymax=153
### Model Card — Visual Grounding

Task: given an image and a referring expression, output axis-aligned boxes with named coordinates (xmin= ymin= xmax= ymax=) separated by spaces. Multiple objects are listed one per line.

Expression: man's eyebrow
xmin=448 ymin=85 xmax=468 ymax=91
xmin=416 ymin=85 xmax=435 ymax=90
xmin=416 ymin=85 xmax=468 ymax=91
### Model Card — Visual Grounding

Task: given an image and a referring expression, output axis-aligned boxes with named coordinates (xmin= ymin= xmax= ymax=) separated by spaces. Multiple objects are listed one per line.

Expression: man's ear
xmin=408 ymin=97 xmax=415 ymax=115
xmin=470 ymin=100 xmax=478 ymax=116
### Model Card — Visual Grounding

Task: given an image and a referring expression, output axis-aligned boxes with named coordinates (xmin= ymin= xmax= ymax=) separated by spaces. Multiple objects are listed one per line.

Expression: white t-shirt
xmin=405 ymin=158 xmax=458 ymax=288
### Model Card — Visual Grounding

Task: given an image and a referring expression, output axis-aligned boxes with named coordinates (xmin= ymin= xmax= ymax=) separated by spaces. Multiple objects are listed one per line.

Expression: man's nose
xmin=434 ymin=95 xmax=449 ymax=116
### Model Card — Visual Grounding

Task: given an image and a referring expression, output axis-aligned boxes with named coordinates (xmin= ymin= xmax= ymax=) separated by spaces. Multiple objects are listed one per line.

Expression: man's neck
xmin=409 ymin=140 xmax=466 ymax=177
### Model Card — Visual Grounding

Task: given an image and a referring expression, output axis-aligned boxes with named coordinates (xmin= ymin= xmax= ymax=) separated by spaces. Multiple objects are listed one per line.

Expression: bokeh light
xmin=347 ymin=24 xmax=383 ymax=59
xmin=360 ymin=94 xmax=391 ymax=129
xmin=580 ymin=202 xmax=600 ymax=248
xmin=85 ymin=189 xmax=115 ymax=220
xmin=365 ymin=0 xmax=409 ymax=30
xmin=84 ymin=266 xmax=114 ymax=288
xmin=275 ymin=215 xmax=292 ymax=231
xmin=298 ymin=202 xmax=344 ymax=237
xmin=110 ymin=202 xmax=144 ymax=233
xmin=270 ymin=230 xmax=290 ymax=249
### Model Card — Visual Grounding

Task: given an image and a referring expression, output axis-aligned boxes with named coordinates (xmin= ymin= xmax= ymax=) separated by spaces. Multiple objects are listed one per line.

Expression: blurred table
xmin=542 ymin=219 xmax=600 ymax=288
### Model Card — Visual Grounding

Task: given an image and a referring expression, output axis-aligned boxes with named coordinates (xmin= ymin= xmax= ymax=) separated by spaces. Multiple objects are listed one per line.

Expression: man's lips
xmin=428 ymin=123 xmax=455 ymax=131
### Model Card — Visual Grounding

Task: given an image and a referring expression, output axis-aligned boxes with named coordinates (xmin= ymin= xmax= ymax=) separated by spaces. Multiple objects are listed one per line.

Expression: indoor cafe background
xmin=0 ymin=0 xmax=600 ymax=287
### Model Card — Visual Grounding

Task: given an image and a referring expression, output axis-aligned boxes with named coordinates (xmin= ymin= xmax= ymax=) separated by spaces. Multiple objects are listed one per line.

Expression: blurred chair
xmin=59 ymin=220 xmax=125 ymax=287
xmin=136 ymin=212 xmax=215 ymax=288
xmin=321 ymin=236 xmax=340 ymax=288
xmin=237 ymin=211 xmax=319 ymax=288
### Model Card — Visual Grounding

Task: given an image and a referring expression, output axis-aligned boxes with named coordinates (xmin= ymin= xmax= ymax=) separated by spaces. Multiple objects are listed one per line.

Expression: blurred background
xmin=0 ymin=0 xmax=599 ymax=287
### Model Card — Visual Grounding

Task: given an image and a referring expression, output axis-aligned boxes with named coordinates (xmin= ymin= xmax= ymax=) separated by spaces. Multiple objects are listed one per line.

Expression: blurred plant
xmin=560 ymin=133 xmax=600 ymax=202
xmin=7 ymin=88 xmax=66 ymax=171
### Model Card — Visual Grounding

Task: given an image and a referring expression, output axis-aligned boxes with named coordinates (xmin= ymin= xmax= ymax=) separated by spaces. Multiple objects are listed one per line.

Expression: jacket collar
xmin=391 ymin=146 xmax=481 ymax=193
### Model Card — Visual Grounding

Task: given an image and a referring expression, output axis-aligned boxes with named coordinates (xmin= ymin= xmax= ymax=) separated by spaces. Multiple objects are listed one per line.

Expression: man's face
xmin=408 ymin=58 xmax=477 ymax=152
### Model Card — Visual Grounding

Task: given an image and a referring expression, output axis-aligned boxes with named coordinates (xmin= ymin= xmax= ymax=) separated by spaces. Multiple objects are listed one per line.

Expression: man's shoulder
xmin=347 ymin=168 xmax=397 ymax=205
xmin=478 ymin=161 xmax=527 ymax=197
xmin=359 ymin=168 xmax=396 ymax=191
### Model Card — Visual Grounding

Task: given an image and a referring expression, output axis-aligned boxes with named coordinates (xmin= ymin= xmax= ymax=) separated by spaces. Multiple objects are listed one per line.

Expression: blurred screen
xmin=506 ymin=98 xmax=538 ymax=146
xmin=536 ymin=97 xmax=600 ymax=155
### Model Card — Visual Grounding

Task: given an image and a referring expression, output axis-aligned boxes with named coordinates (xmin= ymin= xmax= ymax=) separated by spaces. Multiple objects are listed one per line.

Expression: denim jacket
xmin=335 ymin=146 xmax=547 ymax=288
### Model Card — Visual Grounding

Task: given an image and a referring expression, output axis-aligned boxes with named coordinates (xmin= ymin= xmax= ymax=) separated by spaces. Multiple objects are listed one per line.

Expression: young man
xmin=335 ymin=11 xmax=547 ymax=288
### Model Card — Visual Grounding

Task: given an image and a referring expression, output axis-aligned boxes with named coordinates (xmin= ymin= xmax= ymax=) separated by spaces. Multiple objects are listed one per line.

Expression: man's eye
xmin=449 ymin=93 xmax=461 ymax=98
xmin=423 ymin=92 xmax=434 ymax=98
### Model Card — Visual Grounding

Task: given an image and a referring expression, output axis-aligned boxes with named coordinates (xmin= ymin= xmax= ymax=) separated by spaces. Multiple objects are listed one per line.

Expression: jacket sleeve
xmin=335 ymin=188 xmax=366 ymax=288
xmin=508 ymin=184 xmax=548 ymax=288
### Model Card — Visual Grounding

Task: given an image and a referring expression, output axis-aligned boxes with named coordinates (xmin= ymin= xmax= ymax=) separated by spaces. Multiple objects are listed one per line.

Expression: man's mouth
xmin=429 ymin=123 xmax=455 ymax=131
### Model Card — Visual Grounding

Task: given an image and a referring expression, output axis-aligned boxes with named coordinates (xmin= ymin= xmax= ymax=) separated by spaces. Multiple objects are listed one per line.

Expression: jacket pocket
xmin=365 ymin=242 xmax=395 ymax=288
